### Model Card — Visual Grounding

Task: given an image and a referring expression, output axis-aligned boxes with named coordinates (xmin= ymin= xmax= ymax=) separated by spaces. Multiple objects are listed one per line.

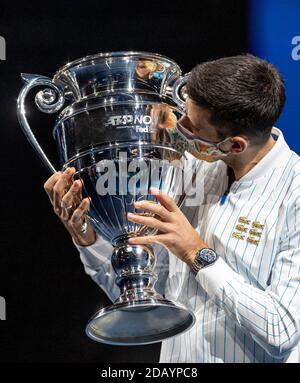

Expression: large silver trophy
xmin=17 ymin=51 xmax=196 ymax=345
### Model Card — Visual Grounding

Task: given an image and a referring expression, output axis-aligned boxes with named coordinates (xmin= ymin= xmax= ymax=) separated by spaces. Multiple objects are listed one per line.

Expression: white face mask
xmin=176 ymin=122 xmax=232 ymax=160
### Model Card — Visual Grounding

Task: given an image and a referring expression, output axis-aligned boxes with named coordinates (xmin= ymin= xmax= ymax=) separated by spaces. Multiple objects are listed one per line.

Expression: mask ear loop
xmin=216 ymin=137 xmax=233 ymax=154
xmin=193 ymin=137 xmax=232 ymax=156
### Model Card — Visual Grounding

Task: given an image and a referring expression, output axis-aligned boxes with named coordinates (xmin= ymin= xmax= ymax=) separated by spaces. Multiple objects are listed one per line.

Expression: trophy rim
xmin=53 ymin=50 xmax=182 ymax=80
xmin=85 ymin=297 xmax=196 ymax=346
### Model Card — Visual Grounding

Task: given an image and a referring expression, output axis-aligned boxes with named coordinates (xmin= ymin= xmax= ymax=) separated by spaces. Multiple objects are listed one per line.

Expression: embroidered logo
xmin=232 ymin=217 xmax=265 ymax=245
xmin=238 ymin=216 xmax=251 ymax=225
xmin=235 ymin=224 xmax=248 ymax=232
xmin=232 ymin=232 xmax=245 ymax=240
xmin=249 ymin=229 xmax=262 ymax=237
xmin=247 ymin=237 xmax=260 ymax=245
xmin=252 ymin=221 xmax=265 ymax=230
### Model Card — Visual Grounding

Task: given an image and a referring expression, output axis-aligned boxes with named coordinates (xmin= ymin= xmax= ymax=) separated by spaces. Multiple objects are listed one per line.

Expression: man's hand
xmin=43 ymin=167 xmax=97 ymax=247
xmin=127 ymin=187 xmax=208 ymax=266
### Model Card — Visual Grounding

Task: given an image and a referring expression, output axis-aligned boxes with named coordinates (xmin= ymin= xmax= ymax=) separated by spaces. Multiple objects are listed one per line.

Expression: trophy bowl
xmin=17 ymin=51 xmax=196 ymax=345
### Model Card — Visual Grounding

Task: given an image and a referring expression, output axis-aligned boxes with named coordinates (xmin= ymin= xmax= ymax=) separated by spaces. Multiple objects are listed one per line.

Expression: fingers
xmin=127 ymin=212 xmax=169 ymax=233
xmin=60 ymin=180 xmax=82 ymax=221
xmin=43 ymin=171 xmax=62 ymax=203
xmin=133 ymin=200 xmax=170 ymax=221
xmin=69 ymin=197 xmax=90 ymax=233
xmin=128 ymin=234 xmax=164 ymax=246
xmin=44 ymin=167 xmax=76 ymax=207
xmin=149 ymin=187 xmax=178 ymax=212
xmin=52 ymin=168 xmax=76 ymax=214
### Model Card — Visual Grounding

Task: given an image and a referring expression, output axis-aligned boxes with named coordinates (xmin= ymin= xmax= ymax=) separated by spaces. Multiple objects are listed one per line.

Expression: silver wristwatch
xmin=191 ymin=248 xmax=218 ymax=276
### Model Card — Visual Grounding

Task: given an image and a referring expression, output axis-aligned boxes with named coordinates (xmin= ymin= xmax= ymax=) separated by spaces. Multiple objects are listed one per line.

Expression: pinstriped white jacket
xmin=75 ymin=127 xmax=300 ymax=363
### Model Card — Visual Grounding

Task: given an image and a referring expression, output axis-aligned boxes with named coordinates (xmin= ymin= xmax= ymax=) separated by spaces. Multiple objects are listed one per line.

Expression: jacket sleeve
xmin=196 ymin=193 xmax=300 ymax=359
xmin=73 ymin=234 xmax=119 ymax=303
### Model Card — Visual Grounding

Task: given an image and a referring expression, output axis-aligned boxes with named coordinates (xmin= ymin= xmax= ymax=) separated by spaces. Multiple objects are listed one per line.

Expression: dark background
xmin=0 ymin=0 xmax=247 ymax=362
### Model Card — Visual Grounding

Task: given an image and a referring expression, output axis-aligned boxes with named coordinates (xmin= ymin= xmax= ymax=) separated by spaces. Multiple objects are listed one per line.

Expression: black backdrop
xmin=0 ymin=0 xmax=247 ymax=363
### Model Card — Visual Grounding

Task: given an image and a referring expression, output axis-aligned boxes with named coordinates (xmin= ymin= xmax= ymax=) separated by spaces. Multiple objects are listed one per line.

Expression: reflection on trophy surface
xmin=17 ymin=51 xmax=196 ymax=345
xmin=135 ymin=59 xmax=165 ymax=80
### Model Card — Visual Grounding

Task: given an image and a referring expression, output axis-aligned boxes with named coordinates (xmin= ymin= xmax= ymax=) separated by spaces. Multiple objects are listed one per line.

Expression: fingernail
xmin=127 ymin=212 xmax=133 ymax=218
xmin=150 ymin=187 xmax=159 ymax=194
xmin=134 ymin=201 xmax=141 ymax=207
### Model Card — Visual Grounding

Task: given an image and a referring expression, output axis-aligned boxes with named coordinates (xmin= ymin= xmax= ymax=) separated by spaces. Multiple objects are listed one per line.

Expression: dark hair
xmin=186 ymin=54 xmax=286 ymax=145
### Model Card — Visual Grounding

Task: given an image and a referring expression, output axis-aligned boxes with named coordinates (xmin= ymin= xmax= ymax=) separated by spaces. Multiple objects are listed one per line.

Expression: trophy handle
xmin=172 ymin=73 xmax=190 ymax=111
xmin=17 ymin=73 xmax=66 ymax=174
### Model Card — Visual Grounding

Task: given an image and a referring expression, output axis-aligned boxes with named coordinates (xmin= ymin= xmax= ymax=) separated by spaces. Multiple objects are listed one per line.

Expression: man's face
xmin=178 ymin=97 xmax=230 ymax=162
xmin=179 ymin=97 xmax=221 ymax=142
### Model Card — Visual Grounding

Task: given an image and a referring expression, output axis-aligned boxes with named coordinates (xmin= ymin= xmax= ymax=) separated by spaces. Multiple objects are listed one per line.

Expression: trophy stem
xmin=111 ymin=242 xmax=161 ymax=304
xmin=85 ymin=237 xmax=196 ymax=345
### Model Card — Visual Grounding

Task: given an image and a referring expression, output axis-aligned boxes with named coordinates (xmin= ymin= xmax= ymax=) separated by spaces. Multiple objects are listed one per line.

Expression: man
xmin=44 ymin=54 xmax=300 ymax=363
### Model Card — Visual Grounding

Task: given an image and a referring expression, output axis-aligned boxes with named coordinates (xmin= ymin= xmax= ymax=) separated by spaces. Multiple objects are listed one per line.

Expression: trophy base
xmin=85 ymin=296 xmax=196 ymax=346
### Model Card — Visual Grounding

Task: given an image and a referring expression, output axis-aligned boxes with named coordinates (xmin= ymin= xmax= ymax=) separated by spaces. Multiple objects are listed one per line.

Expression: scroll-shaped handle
xmin=172 ymin=73 xmax=190 ymax=111
xmin=17 ymin=73 xmax=65 ymax=174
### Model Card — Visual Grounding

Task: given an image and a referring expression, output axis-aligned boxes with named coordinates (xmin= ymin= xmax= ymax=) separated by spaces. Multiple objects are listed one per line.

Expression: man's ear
xmin=230 ymin=137 xmax=248 ymax=154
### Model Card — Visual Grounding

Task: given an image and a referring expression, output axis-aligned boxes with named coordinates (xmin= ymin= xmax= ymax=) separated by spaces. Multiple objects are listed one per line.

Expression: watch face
xmin=200 ymin=248 xmax=217 ymax=263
